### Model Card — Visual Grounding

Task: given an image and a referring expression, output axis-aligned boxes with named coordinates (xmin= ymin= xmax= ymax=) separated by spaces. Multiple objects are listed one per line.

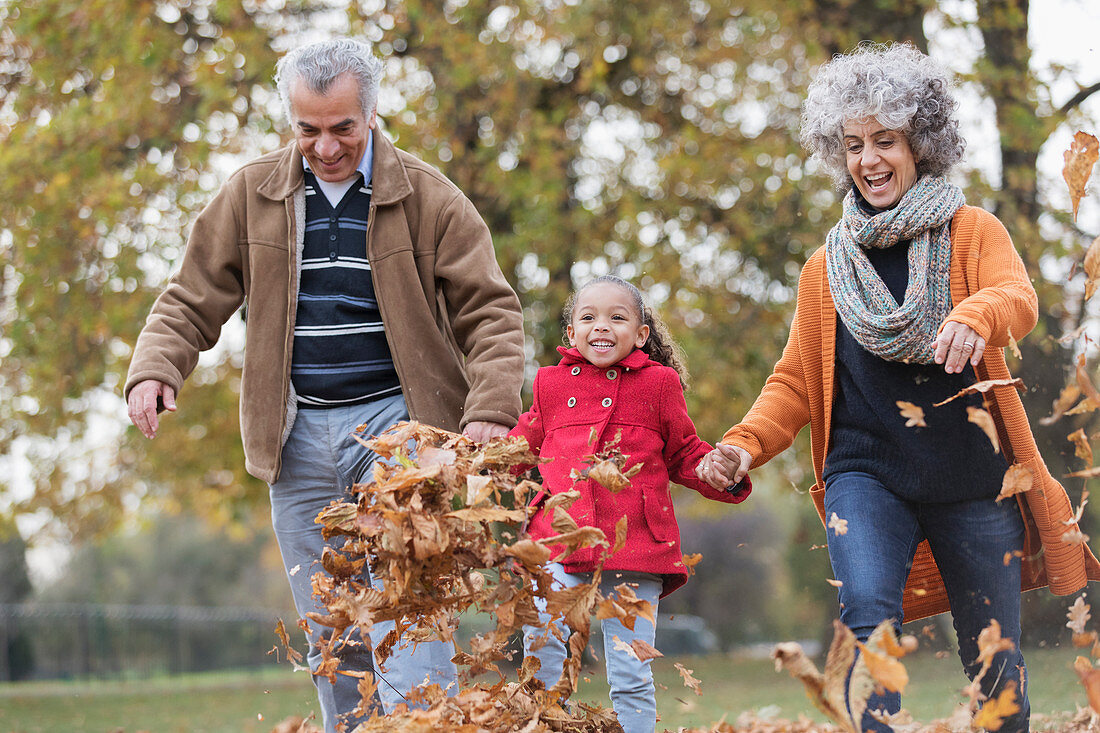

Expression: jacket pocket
xmin=642 ymin=484 xmax=678 ymax=543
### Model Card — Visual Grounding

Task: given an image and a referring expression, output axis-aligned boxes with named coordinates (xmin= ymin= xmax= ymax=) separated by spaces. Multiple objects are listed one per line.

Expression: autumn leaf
xmin=612 ymin=515 xmax=628 ymax=555
xmin=896 ymin=401 xmax=926 ymax=428
xmin=828 ymin=512 xmax=848 ymax=536
xmin=674 ymin=662 xmax=703 ymax=696
xmin=631 ymin=639 xmax=663 ymax=662
xmin=1063 ymin=528 xmax=1091 ymax=546
xmin=1085 ymin=235 xmax=1100 ymax=301
xmin=1066 ymin=466 xmax=1100 ymax=478
xmin=967 ymin=407 xmax=1000 ymax=453
xmin=271 ymin=618 xmax=305 ymax=668
xmin=1076 ymin=656 xmax=1100 ymax=714
xmin=465 ymin=475 xmax=493 ymax=506
xmin=1041 ymin=383 xmax=1082 ymax=425
xmin=995 ymin=464 xmax=1033 ymax=503
xmin=972 ymin=681 xmax=1020 ymax=731
xmin=823 ymin=620 xmax=860 ymax=730
xmin=586 ymin=459 xmax=632 ymax=493
xmin=681 ymin=553 xmax=703 ymax=577
xmin=1069 ymin=428 xmax=1095 ymax=464
xmin=611 ymin=635 xmax=640 ymax=661
xmin=856 ymin=641 xmax=909 ymax=694
xmin=933 ymin=378 xmax=1025 ymax=407
xmin=826 ymin=578 xmax=843 ymax=588
xmin=1064 ymin=131 xmax=1100 ymax=221
xmin=1006 ymin=328 xmax=1022 ymax=360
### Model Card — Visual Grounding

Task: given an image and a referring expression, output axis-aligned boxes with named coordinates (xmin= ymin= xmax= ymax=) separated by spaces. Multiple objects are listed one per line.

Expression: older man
xmin=125 ymin=39 xmax=525 ymax=731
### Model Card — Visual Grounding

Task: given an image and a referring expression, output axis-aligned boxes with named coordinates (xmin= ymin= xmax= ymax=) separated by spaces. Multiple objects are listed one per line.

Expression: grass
xmin=0 ymin=646 xmax=1091 ymax=732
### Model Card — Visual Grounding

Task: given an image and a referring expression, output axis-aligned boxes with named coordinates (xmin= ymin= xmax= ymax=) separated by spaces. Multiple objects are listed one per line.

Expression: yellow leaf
xmin=1076 ymin=656 xmax=1100 ymax=714
xmin=972 ymin=681 xmax=1020 ymax=731
xmin=896 ymin=400 xmax=926 ymax=428
xmin=1064 ymin=131 xmax=1100 ymax=221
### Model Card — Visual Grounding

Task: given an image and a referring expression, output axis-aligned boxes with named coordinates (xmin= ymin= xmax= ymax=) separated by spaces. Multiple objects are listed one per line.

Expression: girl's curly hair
xmin=800 ymin=41 xmax=965 ymax=189
xmin=562 ymin=275 xmax=690 ymax=389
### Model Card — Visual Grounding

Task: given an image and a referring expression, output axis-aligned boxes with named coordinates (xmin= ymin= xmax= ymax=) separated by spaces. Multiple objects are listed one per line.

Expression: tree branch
xmin=1059 ymin=81 xmax=1100 ymax=117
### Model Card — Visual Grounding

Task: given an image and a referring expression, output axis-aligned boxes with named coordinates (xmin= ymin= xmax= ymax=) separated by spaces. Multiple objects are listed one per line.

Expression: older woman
xmin=699 ymin=43 xmax=1099 ymax=731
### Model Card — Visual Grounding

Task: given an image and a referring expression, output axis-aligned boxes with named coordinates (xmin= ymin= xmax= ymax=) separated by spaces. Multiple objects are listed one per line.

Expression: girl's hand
xmin=932 ymin=321 xmax=986 ymax=374
xmin=696 ymin=444 xmax=753 ymax=490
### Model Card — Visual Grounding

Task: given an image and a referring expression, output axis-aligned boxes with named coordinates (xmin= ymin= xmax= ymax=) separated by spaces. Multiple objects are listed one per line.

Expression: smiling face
xmin=843 ymin=119 xmax=919 ymax=211
xmin=289 ymin=73 xmax=375 ymax=183
xmin=566 ymin=282 xmax=650 ymax=368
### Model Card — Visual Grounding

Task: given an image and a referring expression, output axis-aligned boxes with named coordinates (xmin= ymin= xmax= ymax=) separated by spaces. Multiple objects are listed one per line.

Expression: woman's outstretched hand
xmin=932 ymin=320 xmax=986 ymax=374
xmin=696 ymin=443 xmax=753 ymax=490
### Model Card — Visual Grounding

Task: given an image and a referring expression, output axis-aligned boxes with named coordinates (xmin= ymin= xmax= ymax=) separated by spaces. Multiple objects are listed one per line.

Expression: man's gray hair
xmin=274 ymin=39 xmax=384 ymax=123
xmin=800 ymin=42 xmax=965 ymax=190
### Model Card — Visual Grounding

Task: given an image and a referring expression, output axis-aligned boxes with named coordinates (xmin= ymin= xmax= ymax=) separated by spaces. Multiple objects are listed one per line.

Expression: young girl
xmin=510 ymin=275 xmax=750 ymax=733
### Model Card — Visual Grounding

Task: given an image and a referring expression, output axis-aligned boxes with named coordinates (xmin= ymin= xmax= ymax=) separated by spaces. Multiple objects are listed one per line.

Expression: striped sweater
xmin=722 ymin=205 xmax=1100 ymax=621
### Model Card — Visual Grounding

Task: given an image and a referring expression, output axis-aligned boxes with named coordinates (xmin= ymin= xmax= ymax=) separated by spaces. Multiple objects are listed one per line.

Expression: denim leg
xmin=270 ymin=395 xmax=456 ymax=733
xmin=824 ymin=471 xmax=923 ymax=732
xmin=921 ymin=498 xmax=1029 ymax=733
xmin=522 ymin=561 xmax=575 ymax=692
xmin=599 ymin=571 xmax=661 ymax=733
xmin=333 ymin=396 xmax=458 ymax=712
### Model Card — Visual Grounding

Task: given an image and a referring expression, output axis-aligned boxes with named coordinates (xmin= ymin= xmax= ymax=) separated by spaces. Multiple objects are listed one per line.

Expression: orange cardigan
xmin=723 ymin=205 xmax=1100 ymax=621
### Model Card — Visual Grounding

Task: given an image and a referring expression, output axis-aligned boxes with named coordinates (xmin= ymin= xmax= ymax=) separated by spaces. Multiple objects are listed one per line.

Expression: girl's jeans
xmin=824 ymin=470 xmax=1029 ymax=733
xmin=523 ymin=562 xmax=663 ymax=733
xmin=269 ymin=395 xmax=457 ymax=733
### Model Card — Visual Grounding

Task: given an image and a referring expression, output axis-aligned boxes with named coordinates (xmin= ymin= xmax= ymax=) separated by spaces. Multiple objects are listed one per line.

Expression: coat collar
xmin=556 ymin=346 xmax=653 ymax=370
xmin=257 ymin=127 xmax=414 ymax=205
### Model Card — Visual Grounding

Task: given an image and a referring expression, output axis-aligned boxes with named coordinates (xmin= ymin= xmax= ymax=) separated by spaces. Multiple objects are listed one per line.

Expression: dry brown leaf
xmin=465 ymin=475 xmax=493 ymax=506
xmin=772 ymin=642 xmax=845 ymax=723
xmin=1003 ymin=550 xmax=1025 ymax=566
xmin=896 ymin=400 xmax=926 ymax=428
xmin=611 ymin=635 xmax=640 ymax=661
xmin=856 ymin=641 xmax=909 ymax=694
xmin=1064 ymin=131 xmax=1100 ymax=221
xmin=1069 ymin=428 xmax=1095 ymax=464
xmin=828 ymin=512 xmax=849 ymax=536
xmin=630 ymin=639 xmax=663 ymax=661
xmin=1041 ymin=383 xmax=1083 ymax=425
xmin=995 ymin=464 xmax=1033 ymax=503
xmin=967 ymin=407 xmax=1001 ymax=453
xmin=612 ymin=515 xmax=628 ymax=555
xmin=972 ymin=681 xmax=1020 ymax=731
xmin=1085 ymin=235 xmax=1100 ymax=301
xmin=674 ymin=662 xmax=703 ymax=696
xmin=1076 ymin=656 xmax=1100 ymax=714
xmin=586 ymin=459 xmax=632 ymax=493
xmin=681 ymin=553 xmax=703 ymax=577
xmin=823 ymin=620 xmax=860 ymax=730
xmin=1066 ymin=466 xmax=1100 ymax=478
xmin=933 ymin=378 xmax=1025 ymax=407
xmin=825 ymin=578 xmax=843 ymax=588
xmin=271 ymin=618 xmax=305 ymax=667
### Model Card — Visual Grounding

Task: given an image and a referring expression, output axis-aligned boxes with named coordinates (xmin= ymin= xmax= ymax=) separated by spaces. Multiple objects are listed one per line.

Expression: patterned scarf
xmin=825 ymin=176 xmax=965 ymax=364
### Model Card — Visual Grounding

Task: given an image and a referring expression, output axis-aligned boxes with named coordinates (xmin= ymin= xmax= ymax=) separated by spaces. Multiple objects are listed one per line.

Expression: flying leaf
xmin=773 ymin=641 xmax=846 ymax=723
xmin=1076 ymin=656 xmax=1100 ymax=714
xmin=826 ymin=578 xmax=843 ymax=588
xmin=1069 ymin=428 xmax=1095 ymax=464
xmin=612 ymin=515 xmax=628 ymax=555
xmin=271 ymin=618 xmax=305 ymax=667
xmin=995 ymin=464 xmax=1033 ymax=502
xmin=828 ymin=512 xmax=848 ymax=536
xmin=1006 ymin=328 xmax=1022 ymax=360
xmin=611 ymin=635 xmax=640 ymax=661
xmin=465 ymin=475 xmax=493 ymax=506
xmin=587 ymin=459 xmax=632 ymax=493
xmin=856 ymin=641 xmax=909 ymax=694
xmin=972 ymin=681 xmax=1020 ymax=731
xmin=681 ymin=553 xmax=703 ymax=577
xmin=823 ymin=620 xmax=859 ymax=730
xmin=1064 ymin=489 xmax=1090 ymax=526
xmin=1066 ymin=466 xmax=1100 ymax=478
xmin=674 ymin=662 xmax=703 ymax=696
xmin=896 ymin=401 xmax=926 ymax=428
xmin=1085 ymin=235 xmax=1100 ymax=301
xmin=1064 ymin=131 xmax=1100 ymax=221
xmin=631 ymin=639 xmax=663 ymax=661
xmin=1063 ymin=528 xmax=1091 ymax=546
xmin=933 ymin=378 xmax=1025 ymax=407
xmin=1067 ymin=596 xmax=1092 ymax=635
xmin=1041 ymin=383 xmax=1082 ymax=425
xmin=967 ymin=407 xmax=1000 ymax=453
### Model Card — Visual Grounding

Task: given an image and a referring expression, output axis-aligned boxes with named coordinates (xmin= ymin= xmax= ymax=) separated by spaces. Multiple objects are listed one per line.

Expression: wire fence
xmin=0 ymin=603 xmax=300 ymax=682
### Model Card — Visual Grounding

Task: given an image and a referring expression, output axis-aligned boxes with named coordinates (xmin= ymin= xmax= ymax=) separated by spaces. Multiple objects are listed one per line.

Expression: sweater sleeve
xmin=508 ymin=369 xmax=546 ymax=464
xmin=943 ymin=207 xmax=1038 ymax=348
xmin=661 ymin=369 xmax=751 ymax=504
xmin=721 ymin=253 xmax=817 ymax=467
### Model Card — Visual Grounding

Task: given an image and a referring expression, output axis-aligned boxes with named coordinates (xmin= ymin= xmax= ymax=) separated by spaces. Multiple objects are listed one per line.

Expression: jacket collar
xmin=556 ymin=346 xmax=653 ymax=370
xmin=257 ymin=127 xmax=414 ymax=205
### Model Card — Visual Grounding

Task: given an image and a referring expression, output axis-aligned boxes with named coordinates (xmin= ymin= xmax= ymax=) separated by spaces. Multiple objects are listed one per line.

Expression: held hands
xmin=127 ymin=379 xmax=177 ymax=439
xmin=695 ymin=443 xmax=753 ymax=491
xmin=932 ymin=321 xmax=986 ymax=375
xmin=463 ymin=420 xmax=511 ymax=443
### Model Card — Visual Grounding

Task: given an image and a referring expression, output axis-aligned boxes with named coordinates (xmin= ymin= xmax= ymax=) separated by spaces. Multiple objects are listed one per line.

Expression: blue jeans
xmin=269 ymin=395 xmax=457 ymax=733
xmin=523 ymin=563 xmax=662 ymax=733
xmin=824 ymin=471 xmax=1028 ymax=733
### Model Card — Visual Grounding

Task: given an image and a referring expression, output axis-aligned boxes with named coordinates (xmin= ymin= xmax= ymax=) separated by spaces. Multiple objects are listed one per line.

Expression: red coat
xmin=510 ymin=347 xmax=750 ymax=596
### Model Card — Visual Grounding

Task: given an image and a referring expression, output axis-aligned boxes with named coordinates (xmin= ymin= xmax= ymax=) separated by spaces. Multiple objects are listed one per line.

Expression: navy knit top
xmin=823 ymin=236 xmax=1008 ymax=502
xmin=291 ymin=171 xmax=402 ymax=408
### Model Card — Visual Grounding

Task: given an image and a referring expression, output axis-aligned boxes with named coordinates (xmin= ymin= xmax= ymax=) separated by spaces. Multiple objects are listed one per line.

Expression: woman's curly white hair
xmin=800 ymin=42 xmax=965 ymax=190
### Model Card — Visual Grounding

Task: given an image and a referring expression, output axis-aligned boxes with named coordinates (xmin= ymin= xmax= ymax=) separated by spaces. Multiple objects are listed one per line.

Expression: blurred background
xmin=1 ymin=0 xmax=1099 ymax=688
